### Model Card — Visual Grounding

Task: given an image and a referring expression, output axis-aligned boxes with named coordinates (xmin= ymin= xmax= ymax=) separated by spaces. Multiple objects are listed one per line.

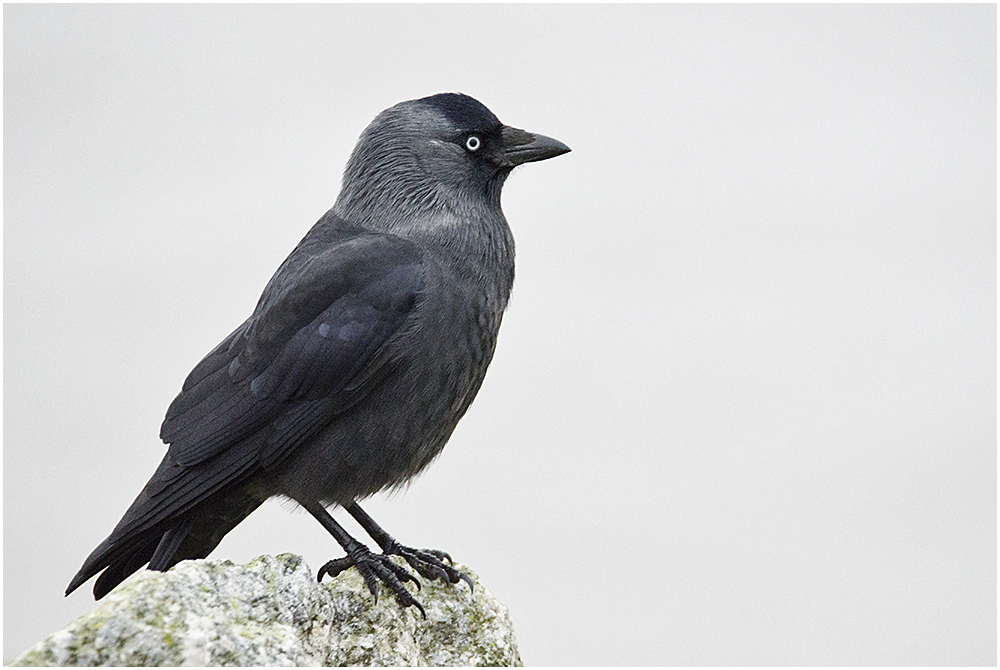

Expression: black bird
xmin=65 ymin=93 xmax=569 ymax=615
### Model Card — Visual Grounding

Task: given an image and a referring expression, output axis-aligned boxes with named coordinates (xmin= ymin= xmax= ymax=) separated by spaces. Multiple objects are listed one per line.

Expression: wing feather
xmin=158 ymin=224 xmax=423 ymax=472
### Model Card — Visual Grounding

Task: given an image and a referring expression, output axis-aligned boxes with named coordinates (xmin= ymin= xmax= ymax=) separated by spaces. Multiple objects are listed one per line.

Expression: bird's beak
xmin=499 ymin=126 xmax=571 ymax=167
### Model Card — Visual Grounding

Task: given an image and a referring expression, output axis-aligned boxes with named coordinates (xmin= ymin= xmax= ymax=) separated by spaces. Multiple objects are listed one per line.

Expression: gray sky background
xmin=4 ymin=4 xmax=996 ymax=665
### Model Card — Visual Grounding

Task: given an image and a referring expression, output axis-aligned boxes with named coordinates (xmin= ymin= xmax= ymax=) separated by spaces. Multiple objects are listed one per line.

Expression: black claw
xmin=317 ymin=546 xmax=428 ymax=615
xmin=379 ymin=542 xmax=472 ymax=596
xmin=317 ymin=557 xmax=353 ymax=582
xmin=317 ymin=530 xmax=469 ymax=615
xmin=411 ymin=560 xmax=449 ymax=583
xmin=412 ymin=599 xmax=427 ymax=619
xmin=383 ymin=559 xmax=422 ymax=591
xmin=343 ymin=505 xmax=467 ymax=601
xmin=427 ymin=549 xmax=453 ymax=564
xmin=358 ymin=565 xmax=380 ymax=598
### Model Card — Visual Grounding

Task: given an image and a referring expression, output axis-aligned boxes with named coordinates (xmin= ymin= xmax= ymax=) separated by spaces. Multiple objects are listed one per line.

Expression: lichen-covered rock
xmin=13 ymin=554 xmax=521 ymax=666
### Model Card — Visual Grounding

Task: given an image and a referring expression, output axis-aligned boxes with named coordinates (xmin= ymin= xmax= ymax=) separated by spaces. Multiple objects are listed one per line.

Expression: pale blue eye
xmin=465 ymin=136 xmax=481 ymax=152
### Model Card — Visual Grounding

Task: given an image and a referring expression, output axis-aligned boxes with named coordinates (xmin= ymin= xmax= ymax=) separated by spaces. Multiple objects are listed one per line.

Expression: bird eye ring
xmin=465 ymin=135 xmax=481 ymax=152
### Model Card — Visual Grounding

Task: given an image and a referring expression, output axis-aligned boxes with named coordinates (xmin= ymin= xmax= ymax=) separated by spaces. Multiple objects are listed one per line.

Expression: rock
xmin=13 ymin=554 xmax=521 ymax=666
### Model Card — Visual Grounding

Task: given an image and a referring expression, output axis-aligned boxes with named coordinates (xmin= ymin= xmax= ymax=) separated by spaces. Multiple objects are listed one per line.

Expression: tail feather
xmin=66 ymin=481 xmax=268 ymax=599
xmin=92 ymin=539 xmax=160 ymax=599
xmin=148 ymin=516 xmax=194 ymax=571
xmin=66 ymin=524 xmax=166 ymax=598
xmin=67 ymin=435 xmax=268 ymax=599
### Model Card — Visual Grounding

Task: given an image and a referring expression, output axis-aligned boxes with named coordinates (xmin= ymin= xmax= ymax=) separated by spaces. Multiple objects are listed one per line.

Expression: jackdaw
xmin=65 ymin=93 xmax=569 ymax=615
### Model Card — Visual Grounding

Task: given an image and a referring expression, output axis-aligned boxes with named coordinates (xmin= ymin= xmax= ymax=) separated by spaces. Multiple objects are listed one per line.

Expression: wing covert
xmin=159 ymin=226 xmax=423 ymax=470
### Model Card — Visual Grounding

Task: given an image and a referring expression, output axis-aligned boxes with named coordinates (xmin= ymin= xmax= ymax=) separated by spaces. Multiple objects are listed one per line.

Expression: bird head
xmin=335 ymin=93 xmax=570 ymax=229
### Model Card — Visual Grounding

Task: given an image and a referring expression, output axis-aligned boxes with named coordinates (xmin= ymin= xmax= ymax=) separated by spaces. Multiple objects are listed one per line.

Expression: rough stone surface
xmin=13 ymin=554 xmax=521 ymax=666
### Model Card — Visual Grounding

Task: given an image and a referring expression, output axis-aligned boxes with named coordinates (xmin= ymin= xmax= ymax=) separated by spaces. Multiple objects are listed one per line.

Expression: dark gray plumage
xmin=65 ymin=93 xmax=569 ymax=613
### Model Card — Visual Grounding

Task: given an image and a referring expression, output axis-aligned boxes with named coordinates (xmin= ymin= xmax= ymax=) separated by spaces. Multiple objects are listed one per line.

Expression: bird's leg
xmin=346 ymin=502 xmax=473 ymax=592
xmin=302 ymin=501 xmax=426 ymax=618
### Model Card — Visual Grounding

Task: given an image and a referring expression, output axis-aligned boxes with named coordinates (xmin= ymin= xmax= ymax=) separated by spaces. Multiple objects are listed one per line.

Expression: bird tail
xmin=66 ymin=521 xmax=178 ymax=600
xmin=66 ymin=481 xmax=266 ymax=600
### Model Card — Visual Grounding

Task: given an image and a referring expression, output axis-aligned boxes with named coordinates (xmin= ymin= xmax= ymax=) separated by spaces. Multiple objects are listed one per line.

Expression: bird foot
xmin=382 ymin=542 xmax=474 ymax=593
xmin=318 ymin=546 xmax=427 ymax=618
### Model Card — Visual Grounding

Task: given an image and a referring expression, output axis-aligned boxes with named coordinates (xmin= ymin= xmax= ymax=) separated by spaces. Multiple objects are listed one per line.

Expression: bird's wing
xmin=159 ymin=225 xmax=424 ymax=473
xmin=68 ymin=222 xmax=427 ymax=597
